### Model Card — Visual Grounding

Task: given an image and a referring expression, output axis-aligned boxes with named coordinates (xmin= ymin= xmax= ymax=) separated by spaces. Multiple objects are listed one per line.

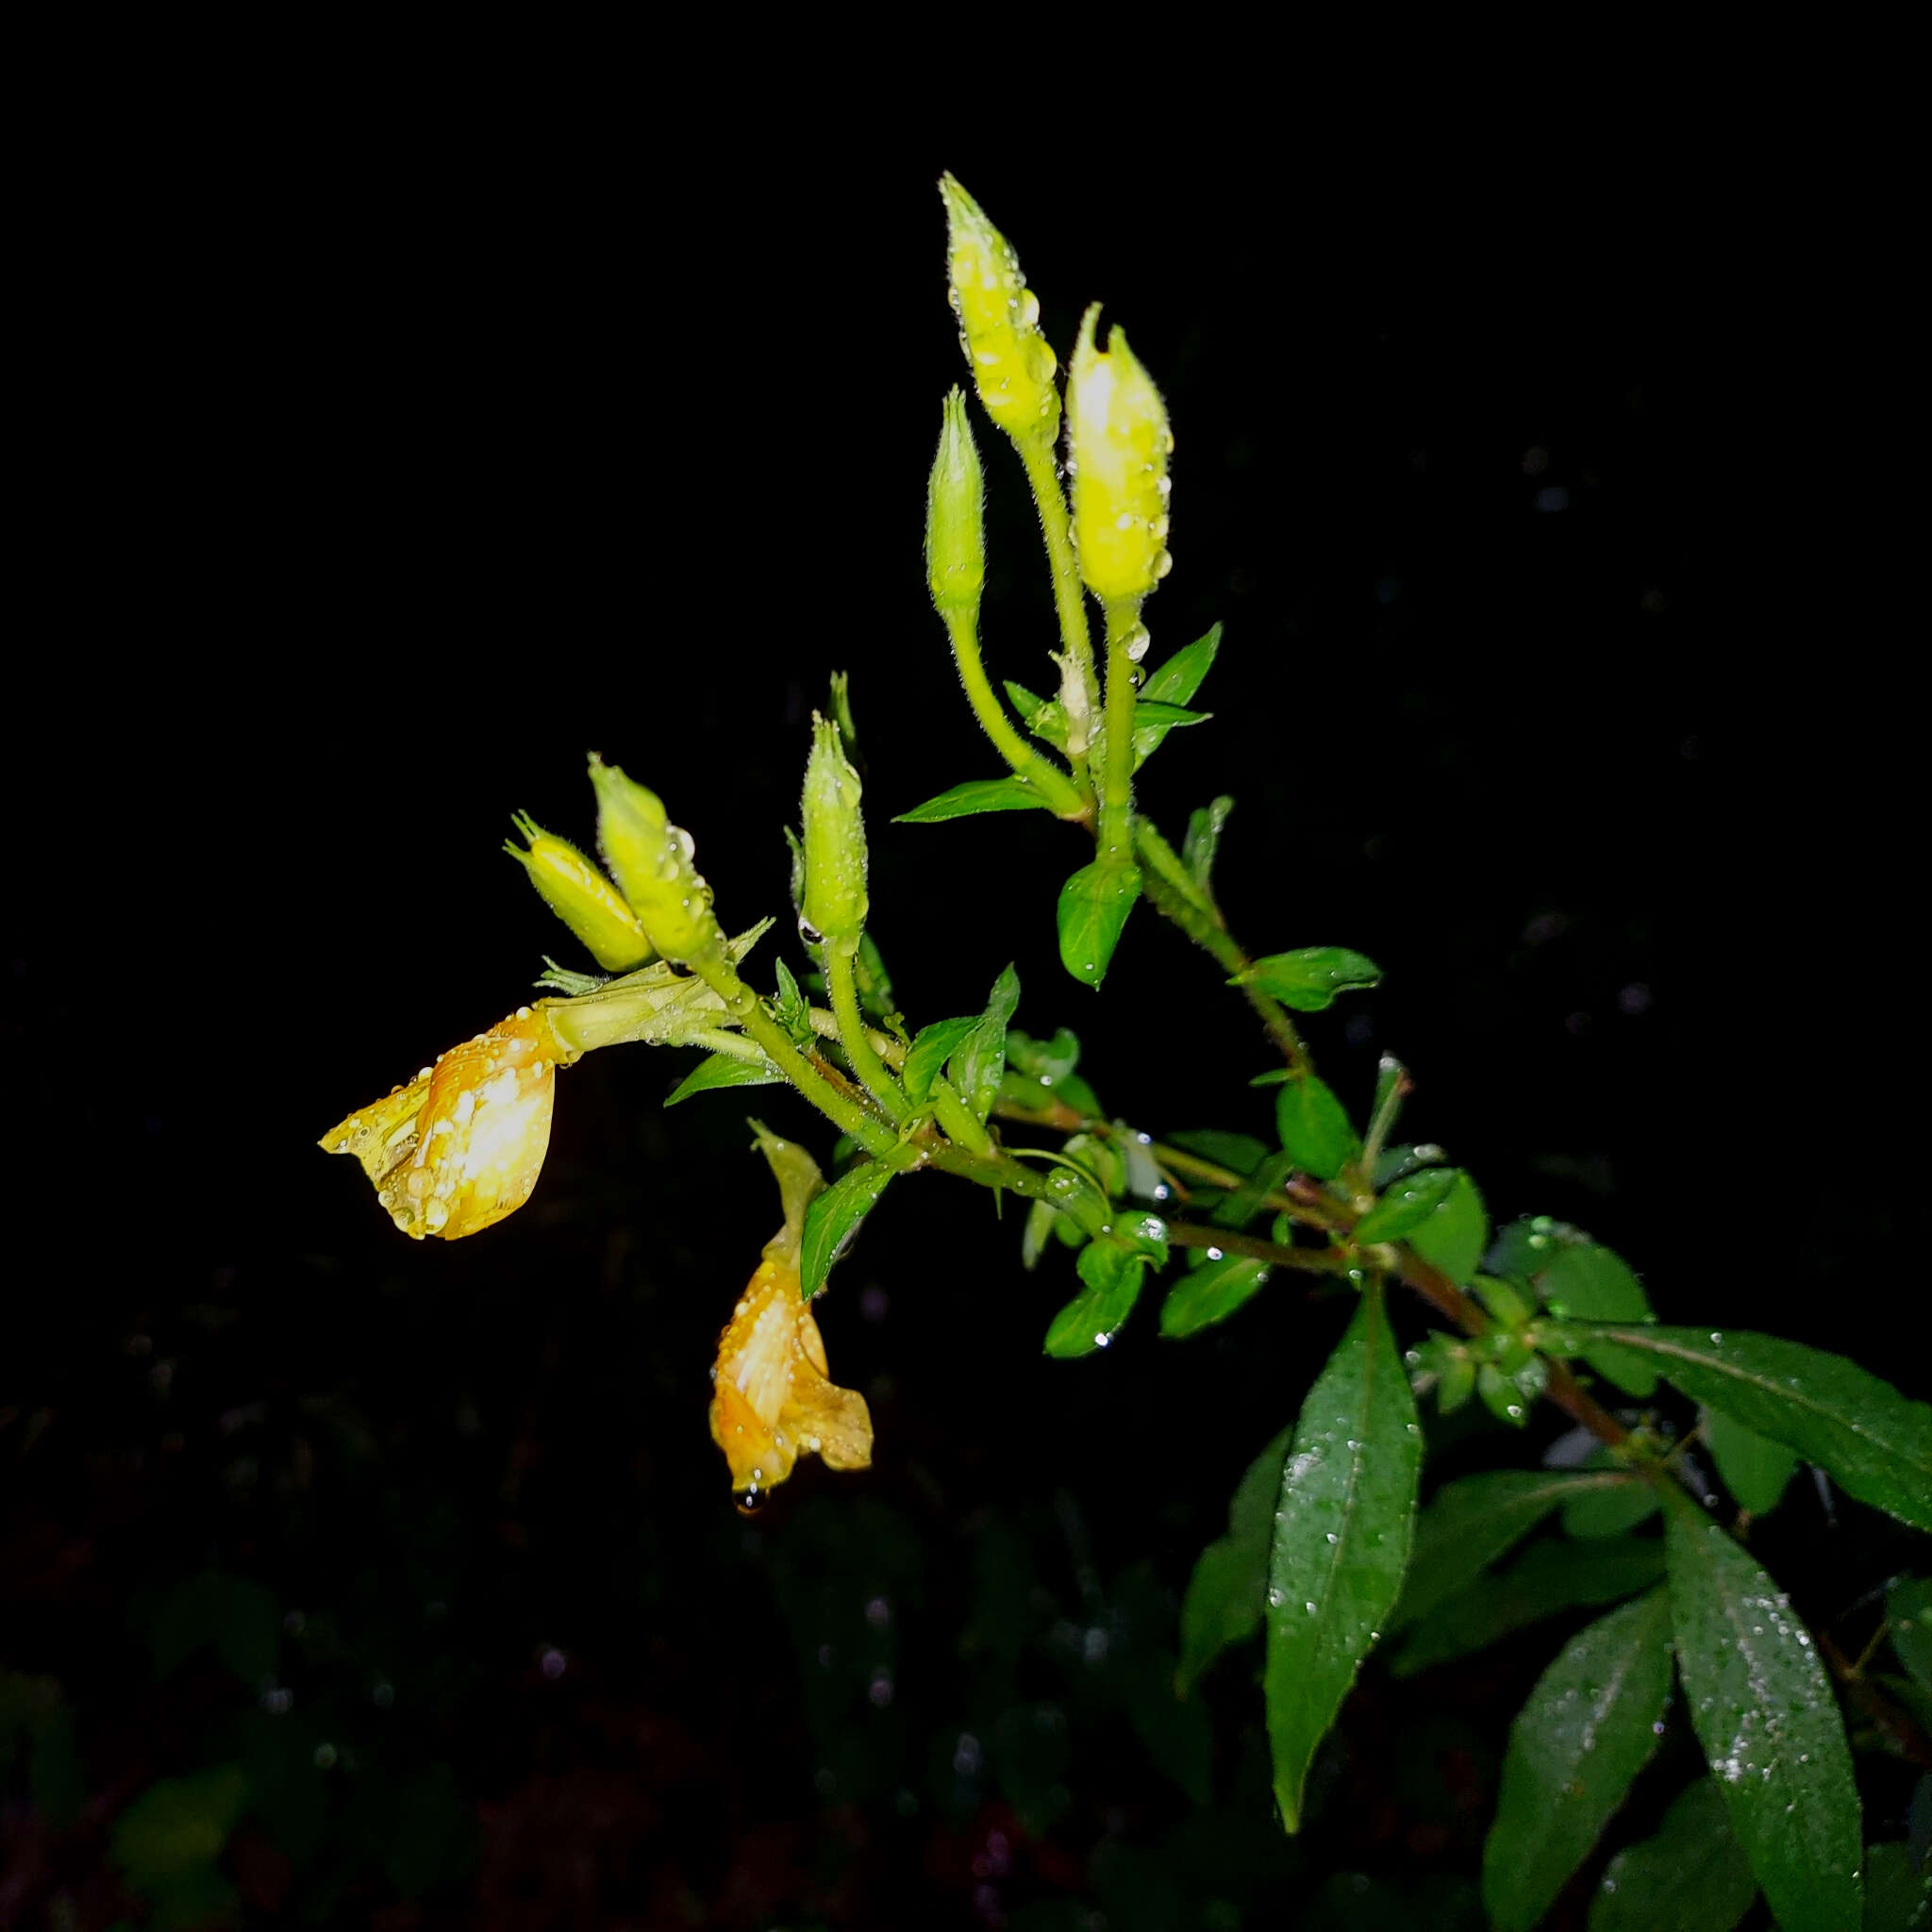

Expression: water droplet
xmin=1709 ymin=1331 xmax=1724 ymax=1345
xmin=735 ymin=1482 xmax=767 ymax=1517
xmin=1094 ymin=1332 xmax=1111 ymax=1348
xmin=1124 ymin=623 xmax=1151 ymax=662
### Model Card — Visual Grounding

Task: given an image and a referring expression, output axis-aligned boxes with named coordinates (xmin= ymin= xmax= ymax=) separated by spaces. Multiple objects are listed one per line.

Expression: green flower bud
xmin=799 ymin=711 xmax=869 ymax=953
xmin=588 ymin=754 xmax=724 ymax=966
xmin=504 ymin=812 xmax=656 ymax=973
xmin=1067 ymin=305 xmax=1174 ymax=604
xmin=925 ymin=388 xmax=987 ymax=618
xmin=940 ymin=174 xmax=1060 ymax=441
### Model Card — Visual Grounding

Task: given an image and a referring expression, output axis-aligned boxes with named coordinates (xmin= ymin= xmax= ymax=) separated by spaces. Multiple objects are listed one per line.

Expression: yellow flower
xmin=709 ymin=1124 xmax=873 ymax=1511
xmin=319 ymin=1008 xmax=571 ymax=1239
xmin=1067 ymin=305 xmax=1174 ymax=604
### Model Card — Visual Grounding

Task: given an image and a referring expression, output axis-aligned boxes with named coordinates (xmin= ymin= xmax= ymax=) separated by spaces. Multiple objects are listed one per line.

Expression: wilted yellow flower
xmin=320 ymin=1008 xmax=572 ymax=1239
xmin=1067 ymin=305 xmax=1174 ymax=604
xmin=709 ymin=1124 xmax=873 ymax=1512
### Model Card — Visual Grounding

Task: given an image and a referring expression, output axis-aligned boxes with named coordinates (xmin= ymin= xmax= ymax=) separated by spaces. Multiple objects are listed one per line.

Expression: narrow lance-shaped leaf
xmin=1183 ymin=794 xmax=1233 ymax=888
xmin=948 ymin=964 xmax=1020 ymax=1124
xmin=1588 ymin=1775 xmax=1758 ymax=1932
xmin=665 ymin=1051 xmax=785 ymax=1106
xmin=799 ymin=1159 xmax=901 ymax=1298
xmin=894 ymin=776 xmax=1057 ymax=823
xmin=1595 ymin=1325 xmax=1932 ymax=1533
xmin=1265 ymin=1286 xmax=1422 ymax=1831
xmin=1139 ymin=623 xmax=1222 ymax=707
xmin=1482 ymin=1588 xmax=1675 ymax=1932
xmin=1177 ymin=1426 xmax=1292 ymax=1694
xmin=1663 ymin=1491 xmax=1862 ymax=1932
xmin=901 ymin=1016 xmax=977 ymax=1107
xmin=1390 ymin=1469 xmax=1641 ymax=1633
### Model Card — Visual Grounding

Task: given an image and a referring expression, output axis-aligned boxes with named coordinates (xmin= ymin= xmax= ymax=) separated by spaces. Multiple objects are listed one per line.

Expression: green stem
xmin=1148 ymin=1141 xmax=1348 ymax=1231
xmin=807 ymin=1005 xmax=905 ymax=1069
xmin=1166 ymin=1219 xmax=1359 ymax=1275
xmin=1098 ymin=598 xmax=1142 ymax=864
xmin=826 ymin=945 xmax=908 ymax=1121
xmin=941 ymin=608 xmax=1088 ymax=820
xmin=1017 ymin=430 xmax=1101 ymax=771
xmin=681 ymin=1028 xmax=767 ymax=1063
xmin=686 ymin=951 xmax=898 ymax=1158
xmin=929 ymin=1078 xmax=992 ymax=1154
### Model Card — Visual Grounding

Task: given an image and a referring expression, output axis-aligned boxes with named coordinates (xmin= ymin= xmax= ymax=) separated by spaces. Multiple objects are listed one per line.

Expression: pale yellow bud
xmin=940 ymin=174 xmax=1061 ymax=441
xmin=1067 ymin=306 xmax=1174 ymax=603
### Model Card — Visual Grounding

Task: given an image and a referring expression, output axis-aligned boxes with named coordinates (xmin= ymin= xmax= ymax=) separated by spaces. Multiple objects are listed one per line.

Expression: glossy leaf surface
xmin=949 ymin=965 xmax=1020 ymax=1124
xmin=1536 ymin=1243 xmax=1657 ymax=1397
xmin=1159 ymin=1252 xmax=1272 ymax=1338
xmin=1353 ymin=1165 xmax=1457 ymax=1244
xmin=1274 ymin=1074 xmax=1358 ymax=1181
xmin=1057 ymin=857 xmax=1140 ymax=989
xmin=1404 ymin=1169 xmax=1489 ymax=1284
xmin=1241 ymin=946 xmax=1383 ymax=1013
xmin=1664 ymin=1496 xmax=1862 ymax=1932
xmin=663 ymin=1051 xmax=785 ymax=1106
xmin=1182 ymin=794 xmax=1234 ymax=887
xmin=901 ymin=1016 xmax=976 ymax=1107
xmin=1701 ymin=1404 xmax=1797 ymax=1515
xmin=1482 ymin=1588 xmax=1674 ymax=1932
xmin=1588 ymin=1775 xmax=1757 ymax=1932
xmin=894 ymin=776 xmax=1056 ymax=823
xmin=1597 ymin=1326 xmax=1932 ymax=1532
xmin=799 ymin=1159 xmax=899 ymax=1298
xmin=1042 ymin=1238 xmax=1146 ymax=1357
xmin=1177 ymin=1426 xmax=1291 ymax=1694
xmin=1264 ymin=1290 xmax=1421 ymax=1829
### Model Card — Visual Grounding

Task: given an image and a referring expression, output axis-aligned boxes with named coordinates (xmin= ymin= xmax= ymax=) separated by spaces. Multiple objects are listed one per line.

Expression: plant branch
xmin=1165 ymin=1220 xmax=1358 ymax=1275
xmin=1016 ymin=430 xmax=1102 ymax=775
xmin=825 ymin=945 xmax=909 ymax=1121
xmin=941 ymin=607 xmax=1089 ymax=819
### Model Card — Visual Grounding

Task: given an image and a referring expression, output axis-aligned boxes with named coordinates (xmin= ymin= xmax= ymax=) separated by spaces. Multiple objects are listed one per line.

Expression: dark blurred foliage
xmin=6 ymin=96 xmax=1913 ymax=1931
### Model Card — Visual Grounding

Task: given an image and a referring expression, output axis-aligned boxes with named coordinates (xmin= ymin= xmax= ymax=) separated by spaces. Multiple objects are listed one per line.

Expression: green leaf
xmin=949 ymin=964 xmax=1020 ymax=1124
xmin=1265 ymin=1288 xmax=1422 ymax=1830
xmin=1241 ymin=946 xmax=1383 ymax=1013
xmin=1391 ymin=1470 xmax=1637 ymax=1633
xmin=1141 ymin=624 xmax=1223 ymax=706
xmin=1536 ymin=1243 xmax=1657 ymax=1397
xmin=1588 ymin=1775 xmax=1758 ymax=1932
xmin=1165 ymin=1127 xmax=1269 ymax=1175
xmin=1183 ymin=794 xmax=1234 ymax=888
xmin=1663 ymin=1494 xmax=1862 ymax=1932
xmin=1482 ymin=1588 xmax=1674 ymax=1932
xmin=1403 ymin=1169 xmax=1488 ymax=1284
xmin=1863 ymin=1840 xmax=1932 ymax=1932
xmin=1132 ymin=699 xmax=1212 ymax=766
xmin=799 ymin=1158 xmax=899 ymax=1298
xmin=1391 ymin=1537 xmax=1668 ymax=1676
xmin=1888 ymin=1576 xmax=1932 ymax=1697
xmin=1561 ymin=1461 xmax=1660 ymax=1540
xmin=1275 ymin=1074 xmax=1358 ymax=1181
xmin=110 ymin=1761 xmax=249 ymax=1890
xmin=1005 ymin=1024 xmax=1080 ymax=1087
xmin=1353 ymin=1165 xmax=1458 ymax=1244
xmin=1591 ymin=1326 xmax=1932 ymax=1532
xmin=664 ymin=1050 xmax=783 ymax=1106
xmin=1057 ymin=858 xmax=1140 ymax=989
xmin=1160 ymin=1252 xmax=1273 ymax=1338
xmin=1004 ymin=679 xmax=1069 ymax=750
xmin=902 ymin=1016 xmax=977 ymax=1106
xmin=894 ymin=776 xmax=1057 ymax=823
xmin=1043 ymin=1238 xmax=1147 ymax=1357
xmin=1177 ymin=1425 xmax=1292 ymax=1694
xmin=1702 ymin=1405 xmax=1797 ymax=1516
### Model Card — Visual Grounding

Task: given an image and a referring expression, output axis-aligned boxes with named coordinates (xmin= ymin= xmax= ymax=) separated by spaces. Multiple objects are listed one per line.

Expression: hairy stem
xmin=1098 ymin=598 xmax=1143 ymax=863
xmin=825 ymin=945 xmax=909 ymax=1121
xmin=1017 ymin=430 xmax=1101 ymax=772
xmin=941 ymin=607 xmax=1088 ymax=819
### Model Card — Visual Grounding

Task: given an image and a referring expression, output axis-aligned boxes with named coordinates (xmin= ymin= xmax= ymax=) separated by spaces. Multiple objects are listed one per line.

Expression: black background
xmin=8 ymin=108 xmax=1914 ymax=1930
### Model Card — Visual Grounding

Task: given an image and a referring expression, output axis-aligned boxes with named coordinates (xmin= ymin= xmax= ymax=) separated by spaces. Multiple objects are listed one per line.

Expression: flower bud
xmin=320 ymin=1008 xmax=569 ymax=1239
xmin=504 ymin=812 xmax=656 ymax=972
xmin=588 ymin=755 xmax=724 ymax=967
xmin=940 ymin=174 xmax=1060 ymax=441
xmin=1067 ymin=305 xmax=1174 ymax=604
xmin=799 ymin=711 xmax=869 ymax=953
xmin=925 ymin=387 xmax=987 ymax=619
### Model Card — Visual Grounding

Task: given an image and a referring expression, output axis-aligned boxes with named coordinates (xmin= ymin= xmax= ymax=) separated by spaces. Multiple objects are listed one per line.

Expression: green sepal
xmin=665 ymin=1051 xmax=784 ymax=1106
xmin=1352 ymin=1164 xmax=1458 ymax=1243
xmin=1238 ymin=946 xmax=1383 ymax=1012
xmin=1057 ymin=857 xmax=1140 ymax=989
xmin=769 ymin=957 xmax=814 ymax=1046
xmin=894 ymin=777 xmax=1057 ymax=823
xmin=1274 ymin=1073 xmax=1358 ymax=1180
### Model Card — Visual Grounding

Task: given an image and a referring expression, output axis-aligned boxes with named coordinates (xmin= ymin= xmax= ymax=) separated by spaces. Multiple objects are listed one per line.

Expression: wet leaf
xmin=1177 ymin=1425 xmax=1292 ymax=1694
xmin=1004 ymin=679 xmax=1069 ymax=750
xmin=1405 ymin=1169 xmax=1489 ymax=1284
xmin=1241 ymin=946 xmax=1383 ymax=1013
xmin=1701 ymin=1405 xmax=1797 ymax=1516
xmin=800 ymin=1158 xmax=899 ymax=1297
xmin=1588 ymin=1775 xmax=1757 ymax=1932
xmin=949 ymin=965 xmax=1021 ymax=1123
xmin=1133 ymin=699 xmax=1213 ymax=766
xmin=1043 ymin=1238 xmax=1146 ymax=1357
xmin=1183 ymin=794 xmax=1234 ymax=888
xmin=1140 ymin=623 xmax=1223 ymax=707
xmin=1862 ymin=1840 xmax=1932 ymax=1931
xmin=1275 ymin=1074 xmax=1358 ymax=1181
xmin=665 ymin=1050 xmax=784 ymax=1106
xmin=894 ymin=776 xmax=1057 ymax=822
xmin=1058 ymin=857 xmax=1140 ymax=989
xmin=1536 ymin=1243 xmax=1657 ymax=1397
xmin=1353 ymin=1165 xmax=1458 ymax=1244
xmin=902 ymin=1016 xmax=977 ymax=1106
xmin=1482 ymin=1588 xmax=1674 ymax=1932
xmin=1391 ymin=1536 xmax=1668 ymax=1676
xmin=1664 ymin=1493 xmax=1862 ymax=1932
xmin=1391 ymin=1470 xmax=1637 ymax=1633
xmin=1265 ymin=1288 xmax=1421 ymax=1830
xmin=1593 ymin=1326 xmax=1932 ymax=1532
xmin=1160 ymin=1251 xmax=1273 ymax=1338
